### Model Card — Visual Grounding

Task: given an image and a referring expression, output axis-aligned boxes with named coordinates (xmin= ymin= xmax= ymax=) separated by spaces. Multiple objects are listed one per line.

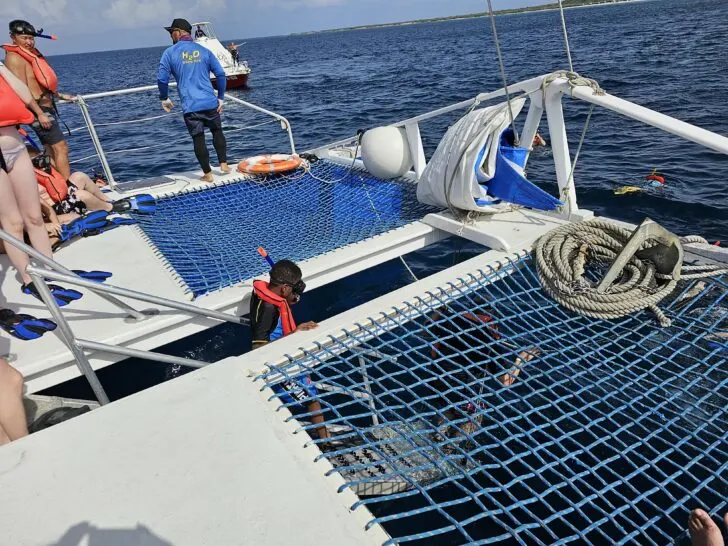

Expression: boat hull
xmin=213 ymin=73 xmax=249 ymax=90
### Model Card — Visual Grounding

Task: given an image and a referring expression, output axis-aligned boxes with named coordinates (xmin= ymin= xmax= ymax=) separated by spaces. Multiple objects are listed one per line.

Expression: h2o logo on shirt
xmin=181 ymin=50 xmax=201 ymax=63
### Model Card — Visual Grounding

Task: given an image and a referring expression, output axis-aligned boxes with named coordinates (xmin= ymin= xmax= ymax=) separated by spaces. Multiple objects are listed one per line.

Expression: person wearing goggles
xmin=249 ymin=260 xmax=328 ymax=440
xmin=3 ymin=20 xmax=77 ymax=180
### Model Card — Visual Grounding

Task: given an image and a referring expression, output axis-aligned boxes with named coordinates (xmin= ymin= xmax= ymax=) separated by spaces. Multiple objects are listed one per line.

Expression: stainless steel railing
xmin=64 ymin=84 xmax=297 ymax=190
xmin=0 ymin=227 xmax=244 ymax=405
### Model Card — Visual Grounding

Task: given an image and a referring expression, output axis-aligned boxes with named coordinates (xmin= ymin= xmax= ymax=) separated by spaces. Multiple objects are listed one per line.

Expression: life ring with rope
xmin=237 ymin=154 xmax=303 ymax=175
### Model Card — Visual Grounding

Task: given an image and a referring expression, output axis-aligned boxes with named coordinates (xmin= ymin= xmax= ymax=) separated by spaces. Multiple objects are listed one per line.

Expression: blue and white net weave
xmin=134 ymin=160 xmax=437 ymax=297
xmin=258 ymin=255 xmax=727 ymax=545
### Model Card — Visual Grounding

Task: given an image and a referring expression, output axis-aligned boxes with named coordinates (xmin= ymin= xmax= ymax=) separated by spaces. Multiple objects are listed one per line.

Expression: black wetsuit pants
xmin=183 ymin=109 xmax=228 ymax=174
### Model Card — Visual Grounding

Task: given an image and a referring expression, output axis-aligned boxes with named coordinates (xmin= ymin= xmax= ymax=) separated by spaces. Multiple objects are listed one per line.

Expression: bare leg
xmin=69 ymin=172 xmax=110 ymax=203
xmin=306 ymin=400 xmax=329 ymax=440
xmin=498 ymin=347 xmax=540 ymax=387
xmin=0 ymin=170 xmax=33 ymax=284
xmin=49 ymin=140 xmax=71 ymax=181
xmin=688 ymin=509 xmax=726 ymax=546
xmin=75 ymin=189 xmax=113 ymax=212
xmin=8 ymin=151 xmax=54 ymax=262
xmin=57 ymin=212 xmax=80 ymax=224
xmin=0 ymin=359 xmax=28 ymax=445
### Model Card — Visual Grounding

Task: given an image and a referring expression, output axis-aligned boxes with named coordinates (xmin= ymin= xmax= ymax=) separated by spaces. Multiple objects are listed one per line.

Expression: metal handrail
xmin=26 ymin=263 xmax=238 ymax=405
xmin=0 ymin=228 xmax=144 ymax=320
xmin=28 ymin=266 xmax=245 ymax=326
xmin=28 ymin=269 xmax=211 ymax=405
xmin=65 ymin=83 xmax=297 ymax=189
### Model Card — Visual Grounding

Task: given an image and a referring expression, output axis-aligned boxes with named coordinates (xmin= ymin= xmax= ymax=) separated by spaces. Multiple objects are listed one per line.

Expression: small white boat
xmin=192 ymin=21 xmax=250 ymax=89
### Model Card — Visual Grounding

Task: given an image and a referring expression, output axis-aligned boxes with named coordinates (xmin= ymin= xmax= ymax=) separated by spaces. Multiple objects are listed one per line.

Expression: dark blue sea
xmin=45 ymin=0 xmax=727 ymax=403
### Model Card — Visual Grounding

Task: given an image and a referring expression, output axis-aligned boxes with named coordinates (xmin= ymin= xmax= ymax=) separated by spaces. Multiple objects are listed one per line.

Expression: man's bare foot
xmin=688 ymin=509 xmax=726 ymax=546
xmin=200 ymin=172 xmax=214 ymax=183
xmin=499 ymin=346 xmax=540 ymax=387
xmin=220 ymin=163 xmax=232 ymax=174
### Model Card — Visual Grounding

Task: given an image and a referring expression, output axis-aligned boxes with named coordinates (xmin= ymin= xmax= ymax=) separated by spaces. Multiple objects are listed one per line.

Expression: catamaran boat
xmin=193 ymin=21 xmax=251 ymax=89
xmin=0 ymin=8 xmax=725 ymax=546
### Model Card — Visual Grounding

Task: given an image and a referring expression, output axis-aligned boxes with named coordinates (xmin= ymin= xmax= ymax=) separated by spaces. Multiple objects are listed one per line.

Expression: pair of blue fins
xmin=57 ymin=193 xmax=156 ymax=244
xmin=7 ymin=270 xmax=113 ymax=341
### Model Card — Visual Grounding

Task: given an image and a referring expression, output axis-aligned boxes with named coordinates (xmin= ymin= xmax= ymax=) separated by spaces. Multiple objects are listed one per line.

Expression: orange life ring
xmin=237 ymin=154 xmax=303 ymax=175
xmin=645 ymin=174 xmax=665 ymax=184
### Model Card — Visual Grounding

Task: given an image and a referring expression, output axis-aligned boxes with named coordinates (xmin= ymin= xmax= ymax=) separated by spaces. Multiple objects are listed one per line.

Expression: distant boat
xmin=192 ymin=21 xmax=251 ymax=89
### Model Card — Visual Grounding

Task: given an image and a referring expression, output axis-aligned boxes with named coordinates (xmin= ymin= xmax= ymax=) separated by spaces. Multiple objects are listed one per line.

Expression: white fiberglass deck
xmin=0 ymin=168 xmax=444 ymax=394
xmin=0 ymin=353 xmax=388 ymax=546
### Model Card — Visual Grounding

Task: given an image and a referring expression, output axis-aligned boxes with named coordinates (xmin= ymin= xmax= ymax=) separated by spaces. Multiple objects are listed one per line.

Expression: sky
xmin=1 ymin=0 xmax=554 ymax=55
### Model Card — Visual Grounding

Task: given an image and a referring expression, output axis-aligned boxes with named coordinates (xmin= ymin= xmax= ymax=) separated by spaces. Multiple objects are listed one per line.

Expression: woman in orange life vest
xmin=249 ymin=260 xmax=330 ymax=440
xmin=3 ymin=20 xmax=76 ymax=180
xmin=428 ymin=309 xmax=540 ymax=436
xmin=25 ymin=146 xmax=114 ymax=222
xmin=0 ymin=61 xmax=72 ymax=300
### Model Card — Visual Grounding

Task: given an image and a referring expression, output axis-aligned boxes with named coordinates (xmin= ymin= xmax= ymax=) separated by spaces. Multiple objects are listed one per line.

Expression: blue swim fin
xmin=22 ymin=282 xmax=83 ymax=308
xmin=0 ymin=308 xmax=57 ymax=341
xmin=59 ymin=210 xmax=110 ymax=242
xmin=72 ymin=269 xmax=113 ymax=283
xmin=82 ymin=216 xmax=137 ymax=237
xmin=112 ymin=194 xmax=156 ymax=214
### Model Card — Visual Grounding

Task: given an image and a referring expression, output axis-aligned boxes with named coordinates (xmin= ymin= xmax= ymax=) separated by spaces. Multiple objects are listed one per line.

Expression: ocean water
xmin=44 ymin=0 xmax=728 ymax=400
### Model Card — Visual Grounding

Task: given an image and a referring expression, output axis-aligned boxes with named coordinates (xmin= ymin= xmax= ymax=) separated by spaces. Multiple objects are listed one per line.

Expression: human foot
xmin=200 ymin=172 xmax=214 ymax=183
xmin=688 ymin=509 xmax=726 ymax=546
xmin=220 ymin=163 xmax=232 ymax=174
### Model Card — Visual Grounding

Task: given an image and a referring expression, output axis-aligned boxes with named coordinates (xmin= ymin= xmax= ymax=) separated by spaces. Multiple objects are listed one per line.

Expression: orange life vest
xmin=0 ymin=74 xmax=34 ymax=127
xmin=35 ymin=166 xmax=68 ymax=203
xmin=252 ymin=280 xmax=297 ymax=336
xmin=2 ymin=44 xmax=59 ymax=95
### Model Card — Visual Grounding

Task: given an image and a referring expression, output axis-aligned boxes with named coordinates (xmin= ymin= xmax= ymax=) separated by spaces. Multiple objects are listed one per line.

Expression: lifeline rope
xmin=534 ymin=219 xmax=728 ymax=327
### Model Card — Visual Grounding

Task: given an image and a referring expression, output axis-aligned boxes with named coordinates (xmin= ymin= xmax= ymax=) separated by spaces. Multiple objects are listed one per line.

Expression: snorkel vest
xmin=2 ymin=44 xmax=59 ymax=95
xmin=252 ymin=280 xmax=297 ymax=336
xmin=35 ymin=166 xmax=68 ymax=202
xmin=0 ymin=74 xmax=34 ymax=127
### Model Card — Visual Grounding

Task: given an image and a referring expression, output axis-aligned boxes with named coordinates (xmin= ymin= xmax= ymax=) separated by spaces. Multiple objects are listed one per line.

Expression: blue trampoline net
xmin=134 ymin=160 xmax=438 ymax=298
xmin=257 ymin=255 xmax=727 ymax=545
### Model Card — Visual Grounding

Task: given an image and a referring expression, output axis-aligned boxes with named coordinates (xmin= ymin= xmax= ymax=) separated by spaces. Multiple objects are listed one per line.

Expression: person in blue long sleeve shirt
xmin=158 ymin=18 xmax=231 ymax=183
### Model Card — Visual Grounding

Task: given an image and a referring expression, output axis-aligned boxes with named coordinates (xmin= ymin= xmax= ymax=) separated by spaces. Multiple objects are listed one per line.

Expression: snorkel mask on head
xmin=9 ymin=20 xmax=40 ymax=37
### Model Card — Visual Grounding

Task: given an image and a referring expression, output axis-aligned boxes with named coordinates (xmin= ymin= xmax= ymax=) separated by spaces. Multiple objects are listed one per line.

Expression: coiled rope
xmin=534 ymin=220 xmax=728 ymax=327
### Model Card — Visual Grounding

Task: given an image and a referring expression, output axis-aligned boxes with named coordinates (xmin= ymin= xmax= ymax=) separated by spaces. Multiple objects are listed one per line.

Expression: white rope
xmin=534 ymin=220 xmax=728 ymax=327
xmin=557 ymin=0 xmax=575 ymax=72
xmin=485 ymin=0 xmax=519 ymax=145
xmin=560 ymin=103 xmax=595 ymax=217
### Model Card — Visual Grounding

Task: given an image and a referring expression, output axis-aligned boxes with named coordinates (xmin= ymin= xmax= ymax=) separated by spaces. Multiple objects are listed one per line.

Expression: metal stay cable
xmin=485 ymin=0 xmax=520 ymax=145
xmin=557 ymin=0 xmax=575 ymax=73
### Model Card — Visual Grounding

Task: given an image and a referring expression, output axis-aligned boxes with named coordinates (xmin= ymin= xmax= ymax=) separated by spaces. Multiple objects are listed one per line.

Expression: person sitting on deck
xmin=689 ymin=509 xmax=728 ymax=546
xmin=0 ymin=358 xmax=28 ymax=446
xmin=428 ymin=308 xmax=540 ymax=438
xmin=26 ymin=146 xmax=113 ymax=220
xmin=194 ymin=25 xmax=206 ymax=38
xmin=249 ymin=260 xmax=329 ymax=440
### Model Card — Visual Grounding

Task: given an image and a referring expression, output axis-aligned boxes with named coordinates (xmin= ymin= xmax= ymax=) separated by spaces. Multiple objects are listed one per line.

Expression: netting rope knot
xmin=533 ymin=219 xmax=728 ymax=327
